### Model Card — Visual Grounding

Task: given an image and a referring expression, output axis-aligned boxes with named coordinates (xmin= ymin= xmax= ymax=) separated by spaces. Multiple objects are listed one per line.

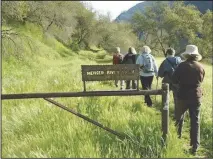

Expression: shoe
xmin=115 ymin=84 xmax=118 ymax=87
xmin=190 ymin=147 xmax=197 ymax=155
xmin=147 ymin=104 xmax=152 ymax=107
xmin=120 ymin=87 xmax=124 ymax=90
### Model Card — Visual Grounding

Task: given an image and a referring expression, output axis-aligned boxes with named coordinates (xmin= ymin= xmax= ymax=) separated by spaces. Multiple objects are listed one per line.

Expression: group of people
xmin=112 ymin=45 xmax=205 ymax=155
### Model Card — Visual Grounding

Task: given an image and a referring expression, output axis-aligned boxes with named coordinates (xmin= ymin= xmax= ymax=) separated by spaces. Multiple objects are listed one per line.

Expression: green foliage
xmin=192 ymin=10 xmax=213 ymax=58
xmin=115 ymin=1 xmax=212 ymax=22
xmin=131 ymin=1 xmax=212 ymax=57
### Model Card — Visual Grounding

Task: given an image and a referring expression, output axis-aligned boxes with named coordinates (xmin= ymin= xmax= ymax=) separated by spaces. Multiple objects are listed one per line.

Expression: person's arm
xmin=136 ymin=55 xmax=143 ymax=68
xmin=121 ymin=54 xmax=126 ymax=64
xmin=201 ymin=65 xmax=205 ymax=83
xmin=113 ymin=54 xmax=116 ymax=64
xmin=172 ymin=64 xmax=181 ymax=84
xmin=158 ymin=60 xmax=165 ymax=78
xmin=133 ymin=55 xmax=136 ymax=64
xmin=153 ymin=57 xmax=158 ymax=77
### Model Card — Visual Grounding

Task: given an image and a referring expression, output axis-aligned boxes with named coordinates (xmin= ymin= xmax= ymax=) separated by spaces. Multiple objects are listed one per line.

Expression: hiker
xmin=122 ymin=47 xmax=137 ymax=89
xmin=157 ymin=48 xmax=182 ymax=119
xmin=172 ymin=45 xmax=205 ymax=155
xmin=136 ymin=46 xmax=158 ymax=107
xmin=112 ymin=47 xmax=124 ymax=90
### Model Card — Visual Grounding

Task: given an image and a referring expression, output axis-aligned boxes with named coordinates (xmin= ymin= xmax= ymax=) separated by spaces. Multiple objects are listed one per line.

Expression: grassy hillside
xmin=2 ymin=23 xmax=212 ymax=158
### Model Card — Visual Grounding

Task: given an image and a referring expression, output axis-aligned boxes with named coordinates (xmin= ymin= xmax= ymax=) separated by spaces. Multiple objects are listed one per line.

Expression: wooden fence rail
xmin=1 ymin=89 xmax=162 ymax=100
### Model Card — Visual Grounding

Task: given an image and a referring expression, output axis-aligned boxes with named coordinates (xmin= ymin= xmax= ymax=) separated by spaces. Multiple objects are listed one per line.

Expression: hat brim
xmin=181 ymin=52 xmax=202 ymax=61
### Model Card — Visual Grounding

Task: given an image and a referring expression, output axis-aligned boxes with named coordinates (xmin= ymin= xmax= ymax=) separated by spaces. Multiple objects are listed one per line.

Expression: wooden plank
xmin=81 ymin=64 xmax=140 ymax=81
xmin=1 ymin=89 xmax=163 ymax=100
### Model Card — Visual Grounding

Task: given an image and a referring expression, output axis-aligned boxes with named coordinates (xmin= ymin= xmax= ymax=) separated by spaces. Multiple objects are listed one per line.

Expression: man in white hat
xmin=172 ymin=45 xmax=205 ymax=155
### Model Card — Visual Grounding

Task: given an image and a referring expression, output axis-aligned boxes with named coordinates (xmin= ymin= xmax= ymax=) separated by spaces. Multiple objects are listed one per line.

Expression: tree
xmin=193 ymin=10 xmax=213 ymax=58
xmin=71 ymin=8 xmax=96 ymax=49
xmin=131 ymin=1 xmax=203 ymax=56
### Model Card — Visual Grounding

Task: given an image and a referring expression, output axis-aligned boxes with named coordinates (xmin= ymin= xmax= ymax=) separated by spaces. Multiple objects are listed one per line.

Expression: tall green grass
xmin=2 ymin=23 xmax=212 ymax=158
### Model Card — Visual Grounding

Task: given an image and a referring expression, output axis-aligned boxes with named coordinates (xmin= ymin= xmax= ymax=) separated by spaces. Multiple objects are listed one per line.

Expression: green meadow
xmin=2 ymin=24 xmax=212 ymax=158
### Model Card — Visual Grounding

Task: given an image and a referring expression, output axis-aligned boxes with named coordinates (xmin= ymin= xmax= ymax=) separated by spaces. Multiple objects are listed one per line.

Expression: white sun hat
xmin=115 ymin=47 xmax=120 ymax=53
xmin=130 ymin=47 xmax=137 ymax=54
xmin=141 ymin=45 xmax=151 ymax=54
xmin=181 ymin=45 xmax=202 ymax=61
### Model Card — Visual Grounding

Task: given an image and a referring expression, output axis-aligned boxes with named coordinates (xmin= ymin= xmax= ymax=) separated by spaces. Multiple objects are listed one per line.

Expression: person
xmin=122 ymin=47 xmax=137 ymax=89
xmin=172 ymin=45 xmax=205 ymax=155
xmin=136 ymin=45 xmax=158 ymax=107
xmin=157 ymin=48 xmax=182 ymax=119
xmin=112 ymin=47 xmax=124 ymax=90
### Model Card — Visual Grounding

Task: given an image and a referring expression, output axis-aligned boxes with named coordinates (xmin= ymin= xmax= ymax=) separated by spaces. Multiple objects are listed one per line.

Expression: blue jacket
xmin=158 ymin=56 xmax=182 ymax=83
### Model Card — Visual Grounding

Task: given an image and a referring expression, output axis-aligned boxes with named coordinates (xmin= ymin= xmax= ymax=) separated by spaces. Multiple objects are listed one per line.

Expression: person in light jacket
xmin=136 ymin=45 xmax=158 ymax=107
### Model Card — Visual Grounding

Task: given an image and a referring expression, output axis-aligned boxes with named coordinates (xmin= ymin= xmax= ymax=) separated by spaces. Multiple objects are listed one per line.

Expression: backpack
xmin=142 ymin=54 xmax=154 ymax=73
xmin=166 ymin=58 xmax=178 ymax=79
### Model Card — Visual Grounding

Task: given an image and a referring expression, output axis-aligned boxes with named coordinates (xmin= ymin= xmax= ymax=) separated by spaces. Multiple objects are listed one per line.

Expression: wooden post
xmin=162 ymin=83 xmax=169 ymax=142
xmin=83 ymin=81 xmax=86 ymax=92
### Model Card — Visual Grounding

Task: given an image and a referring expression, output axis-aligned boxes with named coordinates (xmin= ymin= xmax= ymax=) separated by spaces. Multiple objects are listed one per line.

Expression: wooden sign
xmin=81 ymin=64 xmax=140 ymax=81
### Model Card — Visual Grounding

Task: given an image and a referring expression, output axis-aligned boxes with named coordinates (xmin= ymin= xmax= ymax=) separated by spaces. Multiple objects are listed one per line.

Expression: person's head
xmin=141 ymin=45 xmax=151 ymax=54
xmin=166 ymin=48 xmax=175 ymax=57
xmin=128 ymin=47 xmax=137 ymax=54
xmin=114 ymin=47 xmax=121 ymax=54
xmin=181 ymin=45 xmax=202 ymax=61
xmin=115 ymin=47 xmax=120 ymax=54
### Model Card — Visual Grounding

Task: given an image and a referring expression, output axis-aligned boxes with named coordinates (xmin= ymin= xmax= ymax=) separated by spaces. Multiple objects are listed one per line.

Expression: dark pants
xmin=175 ymin=98 xmax=201 ymax=150
xmin=126 ymin=80 xmax=137 ymax=89
xmin=172 ymin=90 xmax=178 ymax=119
xmin=170 ymin=84 xmax=179 ymax=119
xmin=140 ymin=76 xmax=154 ymax=106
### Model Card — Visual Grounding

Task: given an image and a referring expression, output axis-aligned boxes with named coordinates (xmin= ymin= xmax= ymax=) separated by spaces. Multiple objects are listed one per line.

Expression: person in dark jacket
xmin=122 ymin=47 xmax=137 ymax=89
xmin=158 ymin=48 xmax=182 ymax=119
xmin=172 ymin=45 xmax=205 ymax=155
